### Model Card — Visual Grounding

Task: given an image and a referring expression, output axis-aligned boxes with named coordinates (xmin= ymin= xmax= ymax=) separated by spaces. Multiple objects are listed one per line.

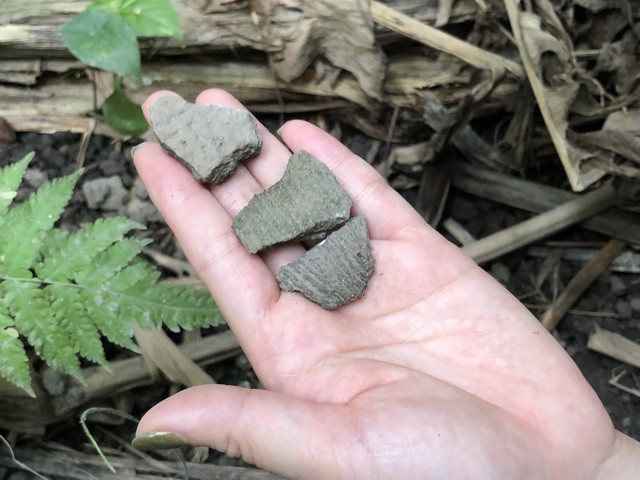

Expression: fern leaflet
xmin=36 ymin=216 xmax=145 ymax=281
xmin=0 ymin=153 xmax=224 ymax=396
xmin=0 ymin=169 xmax=82 ymax=278
xmin=0 ymin=304 xmax=33 ymax=397
xmin=3 ymin=280 xmax=83 ymax=380
xmin=0 ymin=152 xmax=32 ymax=216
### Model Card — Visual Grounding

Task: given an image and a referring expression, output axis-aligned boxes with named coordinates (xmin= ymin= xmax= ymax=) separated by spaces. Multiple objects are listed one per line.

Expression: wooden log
xmin=0 ymin=0 xmax=526 ymax=139
xmin=0 ymin=0 xmax=479 ymax=58
xmin=0 ymin=446 xmax=286 ymax=480
xmin=0 ymin=55 xmax=519 ymax=137
xmin=0 ymin=330 xmax=241 ymax=431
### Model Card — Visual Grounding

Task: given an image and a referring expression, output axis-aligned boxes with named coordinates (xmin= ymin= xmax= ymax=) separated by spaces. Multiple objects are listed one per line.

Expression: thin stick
xmin=540 ymin=239 xmax=626 ymax=330
xmin=443 ymin=218 xmax=477 ymax=245
xmin=453 ymin=162 xmax=640 ymax=246
xmin=588 ymin=327 xmax=640 ymax=369
xmin=609 ymin=369 xmax=640 ymax=399
xmin=0 ymin=436 xmax=49 ymax=480
xmin=370 ymin=1 xmax=523 ymax=76
xmin=79 ymin=408 xmax=139 ymax=474
xmin=463 ymin=182 xmax=617 ymax=264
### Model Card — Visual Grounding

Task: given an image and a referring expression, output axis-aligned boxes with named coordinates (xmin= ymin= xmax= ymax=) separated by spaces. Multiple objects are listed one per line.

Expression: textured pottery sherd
xmin=276 ymin=216 xmax=375 ymax=309
xmin=233 ymin=150 xmax=352 ymax=253
xmin=149 ymin=95 xmax=262 ymax=184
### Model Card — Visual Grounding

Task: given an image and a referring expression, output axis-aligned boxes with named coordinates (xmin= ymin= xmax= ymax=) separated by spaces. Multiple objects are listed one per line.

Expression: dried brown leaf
xmin=134 ymin=326 xmax=214 ymax=387
xmin=504 ymin=5 xmax=606 ymax=191
xmin=252 ymin=0 xmax=386 ymax=99
xmin=594 ymin=34 xmax=640 ymax=96
xmin=572 ymin=110 xmax=640 ymax=166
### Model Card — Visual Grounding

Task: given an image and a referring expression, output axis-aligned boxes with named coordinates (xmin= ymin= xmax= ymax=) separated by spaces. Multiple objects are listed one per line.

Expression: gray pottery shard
xmin=276 ymin=216 xmax=375 ymax=310
xmin=233 ymin=150 xmax=352 ymax=253
xmin=149 ymin=95 xmax=262 ymax=183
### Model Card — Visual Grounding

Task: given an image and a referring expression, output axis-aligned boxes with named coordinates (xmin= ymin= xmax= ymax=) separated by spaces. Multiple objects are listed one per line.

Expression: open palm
xmin=134 ymin=89 xmax=615 ymax=479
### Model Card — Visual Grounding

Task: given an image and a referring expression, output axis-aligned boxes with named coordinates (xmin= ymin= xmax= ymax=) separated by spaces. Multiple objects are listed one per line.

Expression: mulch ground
xmin=1 ymin=125 xmax=639 ymax=477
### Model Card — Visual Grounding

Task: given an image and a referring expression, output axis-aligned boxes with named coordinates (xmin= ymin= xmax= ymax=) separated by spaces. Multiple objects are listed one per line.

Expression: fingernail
xmin=276 ymin=125 xmax=284 ymax=137
xmin=131 ymin=431 xmax=187 ymax=450
xmin=130 ymin=142 xmax=147 ymax=160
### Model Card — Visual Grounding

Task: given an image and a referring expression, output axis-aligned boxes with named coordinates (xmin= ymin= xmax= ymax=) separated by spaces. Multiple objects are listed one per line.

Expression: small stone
xmin=23 ymin=168 xmax=48 ymax=188
xmin=277 ymin=216 xmax=375 ymax=310
xmin=615 ymin=300 xmax=632 ymax=319
xmin=629 ymin=295 xmax=640 ymax=313
xmin=132 ymin=178 xmax=150 ymax=200
xmin=233 ymin=151 xmax=352 ymax=253
xmin=82 ymin=176 xmax=129 ymax=211
xmin=149 ymin=95 xmax=262 ymax=183
xmin=0 ymin=117 xmax=16 ymax=146
xmin=126 ymin=198 xmax=163 ymax=224
xmin=610 ymin=275 xmax=626 ymax=294
xmin=450 ymin=197 xmax=480 ymax=221
xmin=490 ymin=262 xmax=510 ymax=285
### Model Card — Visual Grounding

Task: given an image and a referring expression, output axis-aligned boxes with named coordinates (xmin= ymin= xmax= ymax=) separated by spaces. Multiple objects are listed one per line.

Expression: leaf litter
xmin=1 ymin=0 xmax=640 ymax=475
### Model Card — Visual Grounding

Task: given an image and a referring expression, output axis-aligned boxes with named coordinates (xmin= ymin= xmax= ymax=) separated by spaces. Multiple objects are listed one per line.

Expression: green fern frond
xmin=81 ymin=288 xmax=138 ymax=351
xmin=121 ymin=280 xmax=225 ymax=332
xmin=37 ymin=217 xmax=145 ymax=282
xmin=0 ymin=153 xmax=224 ymax=395
xmin=3 ymin=280 xmax=83 ymax=380
xmin=46 ymin=284 xmax=107 ymax=367
xmin=0 ymin=168 xmax=82 ymax=278
xmin=0 ymin=305 xmax=34 ymax=397
xmin=0 ymin=152 xmax=33 ymax=215
xmin=75 ymin=236 xmax=151 ymax=287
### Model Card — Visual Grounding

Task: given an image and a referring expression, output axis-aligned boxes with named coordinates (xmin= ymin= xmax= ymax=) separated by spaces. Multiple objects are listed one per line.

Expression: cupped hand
xmin=133 ymin=89 xmax=615 ymax=479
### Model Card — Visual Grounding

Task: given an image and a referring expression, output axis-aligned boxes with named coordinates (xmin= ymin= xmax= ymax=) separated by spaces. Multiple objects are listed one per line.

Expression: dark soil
xmin=1 ymin=127 xmax=639 ymax=477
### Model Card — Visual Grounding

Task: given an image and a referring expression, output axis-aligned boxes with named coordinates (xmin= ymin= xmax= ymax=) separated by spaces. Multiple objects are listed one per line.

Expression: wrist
xmin=595 ymin=431 xmax=640 ymax=479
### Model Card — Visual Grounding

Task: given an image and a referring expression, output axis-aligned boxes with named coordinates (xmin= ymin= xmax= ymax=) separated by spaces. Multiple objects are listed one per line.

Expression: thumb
xmin=134 ymin=384 xmax=359 ymax=479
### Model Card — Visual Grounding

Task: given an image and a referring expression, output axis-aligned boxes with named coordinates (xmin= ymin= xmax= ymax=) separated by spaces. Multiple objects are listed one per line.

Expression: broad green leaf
xmin=102 ymin=87 xmax=149 ymax=136
xmin=90 ymin=0 xmax=184 ymax=41
xmin=62 ymin=8 xmax=141 ymax=80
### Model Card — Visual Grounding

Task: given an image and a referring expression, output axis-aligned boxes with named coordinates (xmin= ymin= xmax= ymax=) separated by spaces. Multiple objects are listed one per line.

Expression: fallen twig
xmin=463 ymin=182 xmax=618 ymax=264
xmin=0 ymin=445 xmax=284 ymax=480
xmin=133 ymin=325 xmax=215 ymax=387
xmin=370 ymin=1 xmax=523 ymax=77
xmin=453 ymin=163 xmax=640 ymax=247
xmin=540 ymin=239 xmax=626 ymax=330
xmin=528 ymin=246 xmax=640 ymax=274
xmin=608 ymin=368 xmax=640 ymax=400
xmin=588 ymin=327 xmax=640 ymax=369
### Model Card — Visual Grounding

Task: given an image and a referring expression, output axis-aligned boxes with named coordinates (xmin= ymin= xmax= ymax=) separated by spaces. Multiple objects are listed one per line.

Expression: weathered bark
xmin=0 ymin=54 xmax=518 ymax=137
xmin=0 ymin=0 xmax=478 ymax=56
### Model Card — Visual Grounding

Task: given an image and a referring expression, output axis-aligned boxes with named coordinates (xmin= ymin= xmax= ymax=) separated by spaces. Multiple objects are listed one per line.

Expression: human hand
xmin=132 ymin=89 xmax=619 ymax=479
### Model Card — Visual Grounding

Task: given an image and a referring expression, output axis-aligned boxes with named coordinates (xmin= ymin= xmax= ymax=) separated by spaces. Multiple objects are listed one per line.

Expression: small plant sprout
xmin=62 ymin=0 xmax=184 ymax=135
